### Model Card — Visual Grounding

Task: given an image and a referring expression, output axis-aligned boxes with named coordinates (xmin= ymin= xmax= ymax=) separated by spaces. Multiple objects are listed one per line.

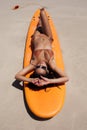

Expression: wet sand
xmin=0 ymin=0 xmax=87 ymax=130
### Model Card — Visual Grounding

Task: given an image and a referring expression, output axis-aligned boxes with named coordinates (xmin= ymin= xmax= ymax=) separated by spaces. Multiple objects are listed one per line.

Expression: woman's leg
xmin=40 ymin=8 xmax=53 ymax=41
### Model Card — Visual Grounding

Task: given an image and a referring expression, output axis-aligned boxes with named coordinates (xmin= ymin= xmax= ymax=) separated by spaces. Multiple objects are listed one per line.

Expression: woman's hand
xmin=30 ymin=78 xmax=39 ymax=84
xmin=34 ymin=76 xmax=51 ymax=87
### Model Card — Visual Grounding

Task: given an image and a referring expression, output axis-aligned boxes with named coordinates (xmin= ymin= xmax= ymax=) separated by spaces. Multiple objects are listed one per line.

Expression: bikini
xmin=30 ymin=49 xmax=54 ymax=66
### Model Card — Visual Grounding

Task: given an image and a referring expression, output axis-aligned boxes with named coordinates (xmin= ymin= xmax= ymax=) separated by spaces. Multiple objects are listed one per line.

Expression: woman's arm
xmin=15 ymin=64 xmax=36 ymax=83
xmin=49 ymin=59 xmax=69 ymax=84
xmin=38 ymin=75 xmax=68 ymax=86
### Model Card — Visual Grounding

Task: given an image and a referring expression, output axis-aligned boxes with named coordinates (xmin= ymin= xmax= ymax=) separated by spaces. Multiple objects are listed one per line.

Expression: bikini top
xmin=30 ymin=49 xmax=54 ymax=66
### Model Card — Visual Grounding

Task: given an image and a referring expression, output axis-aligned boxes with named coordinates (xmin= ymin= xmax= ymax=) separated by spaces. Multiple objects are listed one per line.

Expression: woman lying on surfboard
xmin=15 ymin=8 xmax=69 ymax=87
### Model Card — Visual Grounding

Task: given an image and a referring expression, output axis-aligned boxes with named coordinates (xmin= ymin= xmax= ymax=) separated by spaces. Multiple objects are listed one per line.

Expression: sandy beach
xmin=0 ymin=0 xmax=87 ymax=130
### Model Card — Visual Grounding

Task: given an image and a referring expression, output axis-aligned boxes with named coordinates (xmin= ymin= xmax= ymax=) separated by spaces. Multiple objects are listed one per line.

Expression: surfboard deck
xmin=23 ymin=9 xmax=66 ymax=118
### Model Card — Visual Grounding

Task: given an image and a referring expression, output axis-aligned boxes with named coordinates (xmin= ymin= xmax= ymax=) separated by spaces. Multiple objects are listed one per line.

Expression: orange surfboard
xmin=23 ymin=9 xmax=66 ymax=118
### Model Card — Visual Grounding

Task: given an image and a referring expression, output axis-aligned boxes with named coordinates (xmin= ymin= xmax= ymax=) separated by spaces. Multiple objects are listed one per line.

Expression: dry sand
xmin=0 ymin=0 xmax=87 ymax=130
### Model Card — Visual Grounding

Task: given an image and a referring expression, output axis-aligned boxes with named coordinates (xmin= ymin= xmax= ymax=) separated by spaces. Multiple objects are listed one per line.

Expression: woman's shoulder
xmin=48 ymin=56 xmax=56 ymax=70
xmin=30 ymin=55 xmax=38 ymax=67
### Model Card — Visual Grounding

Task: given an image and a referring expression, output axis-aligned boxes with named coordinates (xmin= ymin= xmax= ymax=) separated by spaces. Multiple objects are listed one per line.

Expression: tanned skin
xmin=15 ymin=8 xmax=69 ymax=87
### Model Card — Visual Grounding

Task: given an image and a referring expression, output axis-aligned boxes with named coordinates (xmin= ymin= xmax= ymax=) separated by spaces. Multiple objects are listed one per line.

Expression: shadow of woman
xmin=12 ymin=80 xmax=23 ymax=90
